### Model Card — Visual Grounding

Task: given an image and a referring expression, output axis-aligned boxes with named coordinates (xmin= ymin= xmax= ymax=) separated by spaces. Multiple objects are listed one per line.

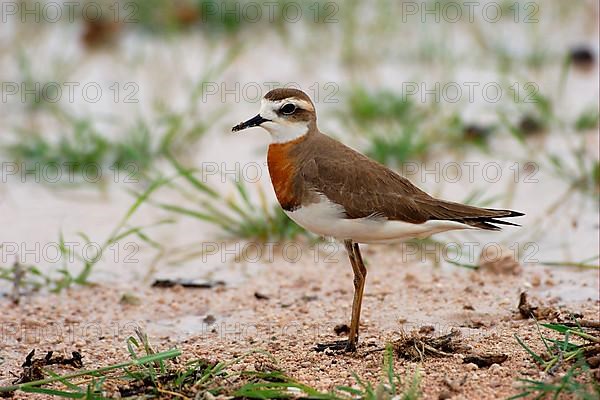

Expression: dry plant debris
xmin=516 ymin=291 xmax=584 ymax=321
xmin=254 ymin=291 xmax=270 ymax=300
xmin=151 ymin=279 xmax=225 ymax=289
xmin=393 ymin=328 xmax=509 ymax=370
xmin=393 ymin=329 xmax=467 ymax=361
xmin=12 ymin=350 xmax=83 ymax=385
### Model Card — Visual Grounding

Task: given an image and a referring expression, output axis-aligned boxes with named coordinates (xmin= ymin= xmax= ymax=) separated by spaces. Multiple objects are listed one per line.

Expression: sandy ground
xmin=1 ymin=244 xmax=598 ymax=399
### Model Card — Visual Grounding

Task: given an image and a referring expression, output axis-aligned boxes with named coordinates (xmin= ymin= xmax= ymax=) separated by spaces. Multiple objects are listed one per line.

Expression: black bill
xmin=231 ymin=114 xmax=269 ymax=132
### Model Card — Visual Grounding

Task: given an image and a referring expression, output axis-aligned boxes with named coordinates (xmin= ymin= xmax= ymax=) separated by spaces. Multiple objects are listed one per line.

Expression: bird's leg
xmin=314 ymin=240 xmax=367 ymax=353
xmin=346 ymin=241 xmax=367 ymax=352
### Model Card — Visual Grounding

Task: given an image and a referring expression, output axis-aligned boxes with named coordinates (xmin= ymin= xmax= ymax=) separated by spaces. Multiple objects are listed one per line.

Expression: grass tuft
xmin=574 ymin=107 xmax=600 ymax=131
xmin=339 ymin=87 xmax=431 ymax=167
xmin=512 ymin=320 xmax=600 ymax=399
xmin=0 ymin=180 xmax=173 ymax=294
xmin=4 ymin=105 xmax=210 ymax=185
xmin=339 ymin=86 xmax=493 ymax=168
xmin=144 ymin=156 xmax=313 ymax=244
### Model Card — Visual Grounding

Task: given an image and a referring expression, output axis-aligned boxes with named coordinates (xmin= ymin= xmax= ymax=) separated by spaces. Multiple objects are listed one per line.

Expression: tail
xmin=458 ymin=209 xmax=524 ymax=231
xmin=415 ymin=198 xmax=525 ymax=231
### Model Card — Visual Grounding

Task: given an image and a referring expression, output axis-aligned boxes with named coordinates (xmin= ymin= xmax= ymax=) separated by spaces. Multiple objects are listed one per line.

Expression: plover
xmin=232 ymin=88 xmax=523 ymax=352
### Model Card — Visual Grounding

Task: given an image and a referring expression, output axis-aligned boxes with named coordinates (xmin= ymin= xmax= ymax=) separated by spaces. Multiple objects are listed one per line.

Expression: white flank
xmin=285 ymin=196 xmax=474 ymax=244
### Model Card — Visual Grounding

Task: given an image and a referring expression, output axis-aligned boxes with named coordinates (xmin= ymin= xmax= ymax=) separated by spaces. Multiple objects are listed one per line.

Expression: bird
xmin=232 ymin=88 xmax=523 ymax=352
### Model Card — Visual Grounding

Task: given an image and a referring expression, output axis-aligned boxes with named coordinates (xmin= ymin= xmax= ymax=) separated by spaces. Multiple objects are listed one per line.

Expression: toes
xmin=344 ymin=341 xmax=357 ymax=352
xmin=314 ymin=340 xmax=348 ymax=352
xmin=314 ymin=340 xmax=358 ymax=353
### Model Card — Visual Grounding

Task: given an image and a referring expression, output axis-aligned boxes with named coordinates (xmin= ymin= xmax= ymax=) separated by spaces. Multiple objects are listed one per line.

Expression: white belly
xmin=285 ymin=197 xmax=473 ymax=244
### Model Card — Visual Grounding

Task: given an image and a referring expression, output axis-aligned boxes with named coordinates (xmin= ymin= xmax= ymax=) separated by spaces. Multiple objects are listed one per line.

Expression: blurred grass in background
xmin=1 ymin=0 xmax=597 ymax=240
xmin=0 ymin=0 xmax=598 ymax=272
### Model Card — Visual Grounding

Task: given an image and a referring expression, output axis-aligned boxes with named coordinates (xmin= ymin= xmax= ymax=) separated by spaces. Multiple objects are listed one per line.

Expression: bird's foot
xmin=314 ymin=339 xmax=357 ymax=353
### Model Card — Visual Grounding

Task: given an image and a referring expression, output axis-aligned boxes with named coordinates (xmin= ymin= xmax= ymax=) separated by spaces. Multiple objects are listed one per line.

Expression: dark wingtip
xmin=487 ymin=218 xmax=521 ymax=227
xmin=461 ymin=209 xmax=524 ymax=230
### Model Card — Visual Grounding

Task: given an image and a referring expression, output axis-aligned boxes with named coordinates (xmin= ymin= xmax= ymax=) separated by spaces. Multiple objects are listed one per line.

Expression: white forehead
xmin=259 ymin=97 xmax=314 ymax=119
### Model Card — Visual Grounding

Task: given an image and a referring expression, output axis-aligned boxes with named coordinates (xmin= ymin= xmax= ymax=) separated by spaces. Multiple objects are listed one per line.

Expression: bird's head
xmin=232 ymin=88 xmax=317 ymax=143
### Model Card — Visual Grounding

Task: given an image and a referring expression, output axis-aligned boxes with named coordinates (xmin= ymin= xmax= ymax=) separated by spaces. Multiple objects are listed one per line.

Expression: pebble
xmin=587 ymin=355 xmax=600 ymax=368
xmin=489 ymin=363 xmax=501 ymax=372
xmin=464 ymin=362 xmax=479 ymax=370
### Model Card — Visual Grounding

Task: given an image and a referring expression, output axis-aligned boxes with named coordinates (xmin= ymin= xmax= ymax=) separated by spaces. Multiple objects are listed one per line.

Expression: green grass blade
xmin=515 ymin=334 xmax=546 ymax=365
xmin=166 ymin=153 xmax=219 ymax=198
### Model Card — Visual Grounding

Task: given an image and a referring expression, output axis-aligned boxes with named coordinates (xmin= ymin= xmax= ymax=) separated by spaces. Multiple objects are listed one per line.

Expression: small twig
xmin=421 ymin=344 xmax=454 ymax=357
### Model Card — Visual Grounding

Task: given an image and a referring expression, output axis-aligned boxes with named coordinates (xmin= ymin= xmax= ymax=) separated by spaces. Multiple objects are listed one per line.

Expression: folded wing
xmin=298 ymin=137 xmax=523 ymax=230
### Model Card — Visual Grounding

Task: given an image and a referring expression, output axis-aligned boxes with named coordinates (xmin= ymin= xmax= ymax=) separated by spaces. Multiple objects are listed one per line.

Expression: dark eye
xmin=280 ymin=103 xmax=296 ymax=115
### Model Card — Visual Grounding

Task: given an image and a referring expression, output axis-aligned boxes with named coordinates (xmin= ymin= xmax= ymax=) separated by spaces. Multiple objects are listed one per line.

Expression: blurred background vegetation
xmin=0 ymin=0 xmax=598 ymax=286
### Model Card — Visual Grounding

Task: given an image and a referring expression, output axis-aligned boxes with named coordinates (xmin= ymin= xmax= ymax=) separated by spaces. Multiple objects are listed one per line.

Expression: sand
xmin=1 ymin=244 xmax=598 ymax=398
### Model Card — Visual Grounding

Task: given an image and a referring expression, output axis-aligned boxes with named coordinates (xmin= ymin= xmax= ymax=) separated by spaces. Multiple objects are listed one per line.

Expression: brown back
xmin=288 ymin=131 xmax=520 ymax=226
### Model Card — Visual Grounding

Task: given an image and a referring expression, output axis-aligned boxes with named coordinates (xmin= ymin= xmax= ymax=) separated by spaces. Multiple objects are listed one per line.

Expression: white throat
xmin=261 ymin=121 xmax=309 ymax=143
xmin=258 ymin=98 xmax=311 ymax=143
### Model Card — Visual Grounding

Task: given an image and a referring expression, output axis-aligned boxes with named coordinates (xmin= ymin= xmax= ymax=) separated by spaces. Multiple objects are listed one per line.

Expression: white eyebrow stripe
xmin=264 ymin=97 xmax=315 ymax=112
xmin=292 ymin=99 xmax=315 ymax=111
